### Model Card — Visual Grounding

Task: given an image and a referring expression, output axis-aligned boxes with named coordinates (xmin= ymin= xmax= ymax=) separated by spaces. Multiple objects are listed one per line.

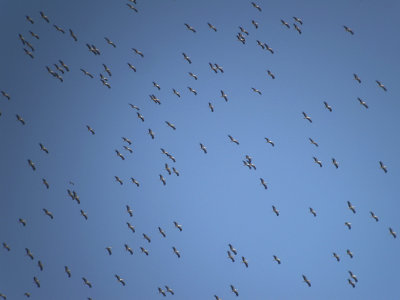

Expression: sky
xmin=1 ymin=0 xmax=400 ymax=299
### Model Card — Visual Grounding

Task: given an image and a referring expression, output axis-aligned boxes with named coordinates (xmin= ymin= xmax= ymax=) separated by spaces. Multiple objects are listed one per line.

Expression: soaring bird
xmin=125 ymin=244 xmax=134 ymax=255
xmin=345 ymin=222 xmax=352 ymax=230
xmin=293 ymin=16 xmax=303 ymax=25
xmin=38 ymin=260 xmax=43 ymax=271
xmin=54 ymin=64 xmax=64 ymax=74
xmin=272 ymin=205 xmax=280 ymax=216
xmin=188 ymin=72 xmax=198 ymax=80
xmin=200 ymin=143 xmax=207 ymax=154
xmin=208 ymin=22 xmax=217 ymax=31
xmin=38 ymin=143 xmax=49 ymax=154
xmin=165 ymin=121 xmax=176 ymax=130
xmin=348 ymin=279 xmax=356 ymax=288
xmin=53 ymin=24 xmax=65 ymax=34
xmin=172 ymin=167 xmax=180 ymax=176
xmin=165 ymin=286 xmax=174 ymax=295
xmin=24 ymin=48 xmax=34 ymax=59
xmin=264 ymin=43 xmax=274 ymax=54
xmin=216 ymin=63 xmax=224 ymax=73
xmin=59 ymin=60 xmax=69 ymax=72
xmin=230 ymin=285 xmax=239 ymax=296
xmin=33 ymin=276 xmax=40 ymax=288
xmin=252 ymin=20 xmax=259 ymax=29
xmin=323 ymin=101 xmax=332 ymax=112
xmin=123 ymin=146 xmax=133 ymax=153
xmin=347 ymin=201 xmax=356 ymax=214
xmin=379 ymin=161 xmax=387 ymax=173
xmin=106 ymin=247 xmax=112 ymax=255
xmin=115 ymin=274 xmax=126 ymax=286
xmin=229 ymin=244 xmax=237 ymax=255
xmin=105 ymin=37 xmax=116 ymax=48
xmin=257 ymin=40 xmax=265 ymax=49
xmin=184 ymin=23 xmax=196 ymax=32
xmin=182 ymin=52 xmax=192 ymax=64
xmin=343 ymin=25 xmax=354 ymax=35
xmin=251 ymin=2 xmax=262 ymax=11
xmin=0 ymin=293 xmax=6 ymax=300
xmin=103 ymin=64 xmax=112 ymax=77
xmin=126 ymin=3 xmax=138 ymax=12
xmin=126 ymin=205 xmax=133 ymax=217
xmin=143 ymin=233 xmax=151 ymax=243
xmin=302 ymin=112 xmax=312 ymax=123
xmin=376 ymin=80 xmax=387 ymax=91
xmin=208 ymin=102 xmax=214 ymax=112
xmin=260 ymin=178 xmax=268 ymax=189
xmin=24 ymin=292 xmax=31 ymax=297
xmin=127 ymin=63 xmax=136 ymax=72
xmin=19 ymin=218 xmax=27 ymax=226
xmin=209 ymin=62 xmax=218 ymax=73
xmin=242 ymin=256 xmax=249 ymax=268
xmin=251 ymin=87 xmax=262 ymax=95
xmin=115 ymin=150 xmax=125 ymax=160
xmin=29 ymin=31 xmax=39 ymax=39
xmin=137 ymin=112 xmax=145 ymax=122
xmin=353 ymin=73 xmax=361 ymax=83
xmin=309 ymin=207 xmax=317 ymax=217
xmin=69 ymin=29 xmax=78 ymax=41
xmin=132 ymin=48 xmax=144 ymax=57
xmin=81 ymin=69 xmax=94 ymax=78
xmin=158 ymin=287 xmax=166 ymax=297
xmin=160 ymin=174 xmax=166 ymax=186
xmin=265 ymin=137 xmax=275 ymax=147
xmin=228 ymin=135 xmax=239 ymax=145
xmin=173 ymin=221 xmax=183 ymax=232
xmin=152 ymin=81 xmax=161 ymax=90
xmin=1 ymin=91 xmax=10 ymax=100
xmin=267 ymin=70 xmax=275 ymax=79
xmin=348 ymin=270 xmax=358 ymax=283
xmin=273 ymin=255 xmax=281 ymax=264
xmin=115 ymin=176 xmax=123 ymax=185
xmin=333 ymin=252 xmax=340 ymax=262
xmin=25 ymin=248 xmax=34 ymax=260
xmin=26 ymin=15 xmax=34 ymax=24
xmin=281 ymin=19 xmax=290 ymax=28
xmin=86 ymin=125 xmax=95 ymax=135
xmin=172 ymin=89 xmax=181 ymax=98
xmin=131 ymin=178 xmax=139 ymax=187
xmin=188 ymin=87 xmax=197 ymax=95
xmin=332 ymin=158 xmax=339 ymax=169
xmin=313 ymin=157 xmax=322 ymax=167
xmin=82 ymin=277 xmax=92 ymax=288
xmin=27 ymin=159 xmax=36 ymax=170
xmin=239 ymin=26 xmax=249 ymax=35
xmin=127 ymin=222 xmax=135 ymax=233
xmin=140 ymin=247 xmax=149 ymax=256
xmin=172 ymin=246 xmax=180 ymax=258
xmin=302 ymin=275 xmax=311 ymax=287
xmin=16 ymin=114 xmax=26 ymax=125
xmin=122 ymin=137 xmax=132 ymax=145
xmin=2 ymin=242 xmax=10 ymax=251
xmin=220 ymin=90 xmax=228 ymax=101
xmin=40 ymin=11 xmax=49 ymax=23
xmin=370 ymin=211 xmax=379 ymax=222
xmin=346 ymin=249 xmax=353 ymax=259
xmin=158 ymin=227 xmax=166 ymax=237
xmin=65 ymin=266 xmax=71 ymax=278
xmin=293 ymin=23 xmax=302 ymax=34
xmin=389 ymin=227 xmax=397 ymax=238
xmin=227 ymin=251 xmax=235 ymax=262
xmin=43 ymin=208 xmax=53 ymax=219
xmin=80 ymin=210 xmax=88 ymax=220
xmin=309 ymin=138 xmax=319 ymax=147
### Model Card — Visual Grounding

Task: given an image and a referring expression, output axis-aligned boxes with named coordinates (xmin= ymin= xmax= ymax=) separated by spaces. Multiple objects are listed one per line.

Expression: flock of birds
xmin=0 ymin=0 xmax=397 ymax=299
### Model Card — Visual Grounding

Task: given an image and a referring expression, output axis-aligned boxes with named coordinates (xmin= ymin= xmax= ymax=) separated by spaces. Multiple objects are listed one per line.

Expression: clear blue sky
xmin=1 ymin=0 xmax=400 ymax=299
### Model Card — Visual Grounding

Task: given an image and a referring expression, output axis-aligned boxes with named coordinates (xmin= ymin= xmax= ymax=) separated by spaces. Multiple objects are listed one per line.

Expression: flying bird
xmin=115 ymin=176 xmax=123 ymax=185
xmin=143 ymin=233 xmax=151 ymax=243
xmin=69 ymin=29 xmax=78 ymax=41
xmin=53 ymin=24 xmax=65 ymax=34
xmin=159 ymin=174 xmax=166 ymax=186
xmin=172 ymin=167 xmax=180 ymax=176
xmin=220 ymin=90 xmax=228 ymax=101
xmin=140 ymin=247 xmax=149 ymax=256
xmin=267 ymin=70 xmax=275 ymax=79
xmin=40 ymin=11 xmax=49 ymax=23
xmin=251 ymin=2 xmax=262 ymax=11
xmin=25 ymin=248 xmax=34 ymax=260
xmin=302 ymin=112 xmax=312 ymax=123
xmin=273 ymin=255 xmax=281 ymax=264
xmin=34 ymin=276 xmax=40 ymax=288
xmin=82 ymin=277 xmax=92 ymax=288
xmin=115 ymin=274 xmax=126 ymax=286
xmin=346 ymin=249 xmax=353 ymax=259
xmin=242 ymin=256 xmax=249 ymax=268
xmin=19 ymin=218 xmax=27 ymax=226
xmin=81 ymin=69 xmax=94 ymax=78
xmin=302 ymin=275 xmax=311 ymax=287
xmin=293 ymin=23 xmax=302 ymax=34
xmin=252 ymin=20 xmax=259 ymax=29
xmin=264 ymin=43 xmax=274 ymax=54
xmin=26 ymin=15 xmax=34 ymax=24
xmin=165 ymin=121 xmax=176 ymax=130
xmin=43 ymin=208 xmax=53 ymax=219
xmin=106 ymin=247 xmax=112 ymax=255
xmin=188 ymin=87 xmax=197 ymax=95
xmin=126 ymin=205 xmax=133 ymax=217
xmin=184 ymin=23 xmax=196 ymax=32
xmin=347 ymin=201 xmax=356 ymax=214
xmin=281 ymin=19 xmax=290 ymax=28
xmin=251 ymin=87 xmax=262 ymax=95
xmin=272 ymin=205 xmax=280 ymax=216
xmin=333 ymin=252 xmax=340 ymax=262
xmin=165 ymin=286 xmax=174 ymax=295
xmin=27 ymin=159 xmax=36 ymax=171
xmin=158 ymin=287 xmax=166 ymax=297
xmin=132 ymin=48 xmax=144 ymax=57
xmin=29 ymin=31 xmax=39 ymax=39
xmin=38 ymin=260 xmax=43 ymax=271
xmin=172 ymin=246 xmax=180 ymax=258
xmin=16 ymin=114 xmax=26 ymax=125
xmin=348 ymin=270 xmax=358 ymax=283
xmin=65 ymin=266 xmax=71 ymax=277
xmin=228 ymin=135 xmax=239 ymax=145
xmin=200 ymin=143 xmax=207 ymax=154
xmin=1 ymin=91 xmax=10 ymax=100
xmin=389 ymin=227 xmax=397 ymax=238
xmin=313 ymin=157 xmax=322 ymax=167
xmin=126 ymin=3 xmax=138 ymax=12
xmin=105 ymin=37 xmax=116 ymax=48
xmin=348 ymin=279 xmax=356 ymax=288
xmin=376 ymin=80 xmax=387 ymax=91
xmin=323 ymin=101 xmax=332 ymax=112
xmin=293 ymin=16 xmax=303 ymax=25
xmin=229 ymin=244 xmax=237 ymax=255
xmin=309 ymin=207 xmax=317 ymax=217
xmin=173 ymin=221 xmax=183 ymax=231
xmin=2 ymin=242 xmax=10 ymax=251
xmin=379 ymin=161 xmax=387 ymax=173
xmin=127 ymin=63 xmax=136 ymax=72
xmin=115 ymin=150 xmax=125 ymax=160
xmin=208 ymin=102 xmax=214 ymax=112
xmin=370 ymin=211 xmax=379 ymax=222
xmin=208 ymin=22 xmax=217 ymax=31
xmin=103 ymin=64 xmax=112 ymax=77
xmin=227 ymin=251 xmax=235 ymax=262
xmin=172 ymin=89 xmax=181 ymax=97
xmin=182 ymin=52 xmax=192 ymax=64
xmin=345 ymin=222 xmax=352 ymax=230
xmin=158 ymin=227 xmax=166 ymax=237
xmin=260 ymin=178 xmax=268 ymax=189
xmin=125 ymin=244 xmax=134 ymax=255
xmin=265 ymin=137 xmax=275 ymax=147
xmin=127 ymin=222 xmax=135 ymax=233
xmin=86 ymin=125 xmax=95 ymax=135
xmin=80 ymin=209 xmax=88 ymax=220
xmin=123 ymin=146 xmax=133 ymax=153
xmin=230 ymin=285 xmax=239 ymax=296
xmin=309 ymin=138 xmax=319 ymax=147
xmin=343 ymin=25 xmax=354 ymax=35
xmin=188 ymin=72 xmax=198 ymax=80
xmin=353 ymin=73 xmax=361 ymax=83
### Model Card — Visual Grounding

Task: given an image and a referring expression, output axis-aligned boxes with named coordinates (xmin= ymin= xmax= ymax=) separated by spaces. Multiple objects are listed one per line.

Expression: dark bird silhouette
xmin=27 ymin=159 xmax=36 ymax=171
xmin=309 ymin=207 xmax=317 ymax=217
xmin=172 ymin=246 xmax=180 ymax=258
xmin=19 ymin=218 xmax=27 ymax=226
xmin=302 ymin=112 xmax=312 ymax=123
xmin=228 ymin=135 xmax=239 ymax=145
xmin=347 ymin=201 xmax=356 ymax=214
xmin=82 ymin=277 xmax=92 ymax=288
xmin=343 ymin=25 xmax=354 ymax=35
xmin=281 ymin=19 xmax=290 ymax=28
xmin=333 ymin=252 xmax=340 ymax=262
xmin=251 ymin=2 xmax=262 ymax=11
xmin=158 ymin=227 xmax=166 ymax=237
xmin=379 ymin=161 xmax=388 ymax=173
xmin=230 ymin=284 xmax=239 ymax=296
xmin=208 ymin=22 xmax=217 ymax=31
xmin=370 ymin=211 xmax=379 ymax=222
xmin=16 ymin=114 xmax=26 ymax=125
xmin=302 ymin=274 xmax=311 ymax=287
xmin=228 ymin=251 xmax=235 ymax=262
xmin=1 ymin=91 xmax=10 ymax=100
xmin=309 ymin=138 xmax=319 ymax=147
xmin=267 ymin=70 xmax=275 ymax=79
xmin=353 ymin=73 xmax=361 ymax=83
xmin=323 ymin=101 xmax=332 ymax=112
xmin=105 ymin=37 xmax=116 ymax=48
xmin=115 ymin=274 xmax=126 ymax=286
xmin=80 ymin=209 xmax=88 ymax=220
xmin=34 ymin=276 xmax=40 ymax=288
xmin=69 ymin=29 xmax=78 ymax=41
xmin=273 ymin=255 xmax=281 ymax=264
xmin=184 ymin=23 xmax=196 ymax=33
xmin=43 ymin=208 xmax=53 ymax=219
xmin=40 ymin=11 xmax=49 ymax=23
xmin=313 ymin=157 xmax=322 ymax=167
xmin=293 ymin=16 xmax=303 ymax=25
xmin=357 ymin=97 xmax=368 ymax=109
xmin=182 ymin=52 xmax=192 ymax=64
xmin=376 ymin=80 xmax=387 ymax=91
xmin=389 ymin=227 xmax=397 ymax=238
xmin=106 ymin=247 xmax=112 ymax=255
xmin=132 ymin=48 xmax=144 ymax=57
xmin=26 ymin=15 xmax=34 ymax=24
xmin=65 ymin=266 xmax=71 ymax=278
xmin=200 ymin=143 xmax=207 ymax=153
xmin=260 ymin=178 xmax=268 ymax=189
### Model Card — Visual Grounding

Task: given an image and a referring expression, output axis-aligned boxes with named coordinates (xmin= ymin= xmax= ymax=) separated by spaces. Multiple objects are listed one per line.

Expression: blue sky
xmin=1 ymin=0 xmax=400 ymax=299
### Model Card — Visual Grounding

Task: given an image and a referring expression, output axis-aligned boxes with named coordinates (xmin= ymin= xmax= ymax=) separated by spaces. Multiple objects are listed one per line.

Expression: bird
xmin=188 ymin=72 xmax=198 ymax=80
xmin=260 ymin=178 xmax=268 ymax=189
xmin=230 ymin=285 xmax=239 ymax=296
xmin=209 ymin=62 xmax=218 ymax=73
xmin=43 ymin=208 xmax=53 ymax=219
xmin=184 ymin=23 xmax=196 ymax=32
xmin=115 ymin=274 xmax=126 ymax=286
xmin=347 ymin=201 xmax=356 ymax=214
xmin=122 ymin=137 xmax=132 ymax=145
xmin=323 ymin=101 xmax=332 ymax=112
xmin=264 ymin=137 xmax=275 ymax=147
xmin=172 ymin=88 xmax=181 ymax=98
xmin=27 ymin=159 xmax=36 ymax=171
xmin=152 ymin=81 xmax=161 ymax=90
xmin=293 ymin=23 xmax=302 ymax=34
xmin=273 ymin=255 xmax=281 ymax=264
xmin=123 ymin=146 xmax=133 ymax=153
xmin=182 ymin=52 xmax=192 ymax=64
xmin=165 ymin=163 xmax=171 ymax=175
xmin=293 ymin=16 xmax=303 ymax=25
xmin=86 ymin=44 xmax=100 ymax=55
xmin=158 ymin=287 xmax=166 ymax=297
xmin=126 ymin=205 xmax=133 ymax=217
xmin=376 ymin=80 xmax=387 ymax=91
xmin=220 ymin=90 xmax=228 ymax=101
xmin=389 ymin=227 xmax=397 ymax=238
xmin=281 ymin=19 xmax=290 ymax=28
xmin=69 ymin=29 xmax=78 ymax=41
xmin=140 ymin=247 xmax=149 ymax=256
xmin=131 ymin=178 xmax=139 ymax=187
xmin=165 ymin=286 xmax=174 ymax=295
xmin=23 ymin=48 xmax=34 ymax=59
xmin=1 ymin=91 xmax=10 ymax=100
xmin=172 ymin=167 xmax=180 ymax=176
xmin=346 ymin=249 xmax=353 ymax=259
xmin=302 ymin=112 xmax=312 ymax=123
xmin=158 ymin=227 xmax=166 ymax=237
xmin=188 ymin=87 xmax=197 ymax=95
xmin=370 ymin=211 xmax=379 ymax=222
xmin=19 ymin=218 xmax=27 ymax=226
xmin=126 ymin=3 xmax=138 ymax=12
xmin=239 ymin=26 xmax=249 ymax=35
xmin=25 ymin=248 xmax=34 ymax=260
xmin=53 ymin=24 xmax=65 ymax=34
xmin=172 ymin=246 xmax=181 ymax=258
xmin=312 ymin=157 xmax=322 ymax=167
xmin=82 ymin=277 xmax=92 ymax=288
xmin=267 ymin=70 xmax=275 ymax=79
xmin=331 ymin=158 xmax=339 ymax=169
xmin=59 ymin=60 xmax=69 ymax=71
xmin=348 ymin=279 xmax=356 ymax=288
xmin=115 ymin=176 xmax=123 ymax=185
xmin=208 ymin=102 xmax=214 ymax=112
xmin=353 ymin=73 xmax=361 ymax=83
xmin=33 ymin=276 xmax=40 ymax=288
xmin=26 ymin=15 xmax=34 ymax=24
xmin=80 ymin=210 xmax=88 ymax=220
xmin=348 ymin=270 xmax=358 ymax=283
xmin=333 ymin=252 xmax=340 ymax=262
xmin=227 ymin=251 xmax=235 ymax=262
xmin=29 ymin=31 xmax=39 ymax=39
xmin=343 ymin=25 xmax=354 ymax=35
xmin=127 ymin=222 xmax=135 ymax=233
xmin=54 ymin=64 xmax=64 ymax=74
xmin=251 ymin=87 xmax=262 ymax=95
xmin=105 ymin=37 xmax=116 ymax=48
xmin=264 ymin=43 xmax=274 ymax=54
xmin=65 ymin=266 xmax=71 ymax=278
xmin=16 ymin=114 xmax=26 ymax=125
xmin=132 ymin=48 xmax=144 ymax=57
xmin=379 ymin=161 xmax=387 ymax=173
xmin=103 ymin=64 xmax=112 ymax=77
xmin=200 ymin=143 xmax=207 ymax=153
xmin=357 ymin=97 xmax=369 ymax=109
xmin=81 ymin=69 xmax=94 ymax=78
xmin=173 ymin=221 xmax=183 ymax=231
xmin=115 ymin=150 xmax=125 ymax=160
xmin=242 ymin=256 xmax=249 ymax=268
xmin=24 ymin=292 xmax=30 ymax=297
xmin=127 ymin=63 xmax=136 ymax=72
xmin=165 ymin=121 xmax=176 ymax=130
xmin=0 ymin=293 xmax=6 ymax=300
xmin=216 ymin=63 xmax=224 ymax=73
xmin=302 ymin=275 xmax=311 ymax=287
xmin=257 ymin=40 xmax=265 ymax=49
xmin=143 ymin=233 xmax=151 ymax=243
xmin=38 ymin=260 xmax=43 ymax=271
xmin=251 ymin=2 xmax=262 ymax=11
xmin=252 ymin=20 xmax=259 ymax=29
xmin=272 ymin=205 xmax=279 ymax=216
xmin=2 ymin=242 xmax=10 ymax=251
xmin=229 ymin=244 xmax=237 ymax=255
xmin=309 ymin=207 xmax=317 ymax=217
xmin=40 ymin=11 xmax=49 ymax=23
xmin=309 ymin=138 xmax=319 ymax=147
xmin=106 ymin=247 xmax=112 ymax=255
xmin=228 ymin=135 xmax=239 ymax=145
xmin=160 ymin=174 xmax=166 ymax=186
xmin=125 ymin=244 xmax=134 ymax=255
xmin=345 ymin=222 xmax=352 ymax=230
